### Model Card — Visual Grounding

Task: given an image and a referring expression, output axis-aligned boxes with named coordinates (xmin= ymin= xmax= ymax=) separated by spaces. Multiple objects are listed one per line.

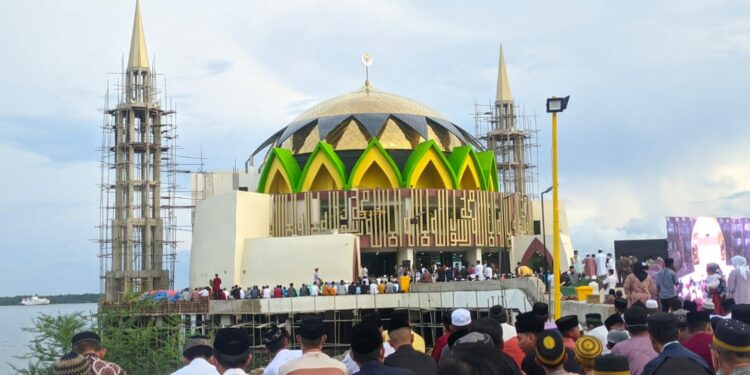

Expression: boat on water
xmin=21 ymin=295 xmax=50 ymax=306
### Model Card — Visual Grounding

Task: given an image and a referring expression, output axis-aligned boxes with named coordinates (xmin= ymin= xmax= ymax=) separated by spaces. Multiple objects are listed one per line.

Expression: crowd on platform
xmin=180 ymin=261 xmax=507 ymax=303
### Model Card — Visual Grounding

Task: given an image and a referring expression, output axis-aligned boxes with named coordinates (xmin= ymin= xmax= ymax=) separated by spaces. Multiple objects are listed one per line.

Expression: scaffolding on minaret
xmin=474 ymin=46 xmax=539 ymax=199
xmin=97 ymin=0 xmax=182 ymax=301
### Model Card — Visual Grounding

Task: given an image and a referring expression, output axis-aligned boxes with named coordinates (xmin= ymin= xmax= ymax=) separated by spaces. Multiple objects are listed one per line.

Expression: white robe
xmin=595 ymin=253 xmax=608 ymax=276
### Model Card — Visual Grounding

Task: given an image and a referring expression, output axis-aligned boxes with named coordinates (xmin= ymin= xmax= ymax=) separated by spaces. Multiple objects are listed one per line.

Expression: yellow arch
xmin=263 ymin=157 xmax=294 ymax=194
xmin=350 ymin=147 xmax=400 ymax=189
xmin=456 ymin=159 xmax=483 ymax=190
xmin=299 ymin=151 xmax=345 ymax=192
xmin=407 ymin=147 xmax=454 ymax=189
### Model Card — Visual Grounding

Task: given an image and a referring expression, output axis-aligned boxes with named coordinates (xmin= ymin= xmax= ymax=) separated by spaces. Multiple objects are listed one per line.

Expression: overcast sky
xmin=1 ymin=1 xmax=748 ymax=296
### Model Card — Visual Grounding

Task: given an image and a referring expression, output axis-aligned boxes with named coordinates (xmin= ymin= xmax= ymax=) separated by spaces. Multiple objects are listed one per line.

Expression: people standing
xmin=596 ymin=249 xmax=608 ymax=279
xmin=706 ymin=263 xmax=726 ymax=316
xmin=431 ymin=313 xmax=452 ymax=363
xmin=617 ymin=255 xmax=632 ymax=286
xmin=728 ymin=255 xmax=750 ymax=305
xmin=313 ymin=268 xmax=322 ymax=286
xmin=584 ymin=313 xmax=608 ymax=352
xmin=610 ymin=307 xmax=658 ymax=375
xmin=514 ymin=312 xmax=582 ymax=375
xmin=603 ymin=269 xmax=618 ymax=293
xmin=655 ymin=258 xmax=679 ymax=312
xmin=640 ymin=313 xmax=712 ymax=375
xmin=71 ymin=331 xmax=127 ymax=375
xmin=262 ymin=325 xmax=302 ymax=375
xmin=570 ymin=250 xmax=582 ymax=274
xmin=384 ymin=312 xmax=437 ymax=375
xmin=623 ymin=262 xmax=653 ymax=307
xmin=711 ymin=319 xmax=750 ymax=375
xmin=212 ymin=274 xmax=222 ymax=300
xmin=349 ymin=322 xmax=412 ymax=375
xmin=474 ymin=261 xmax=485 ymax=281
xmin=213 ymin=328 xmax=253 ymax=375
xmin=279 ymin=315 xmax=347 ymax=375
xmin=584 ymin=254 xmax=597 ymax=277
xmin=170 ymin=335 xmax=219 ymax=375
xmin=681 ymin=311 xmax=714 ymax=373
xmin=555 ymin=315 xmax=581 ymax=350
xmin=533 ymin=331 xmax=577 ymax=375
xmin=489 ymin=305 xmax=516 ymax=341
xmin=574 ymin=336 xmax=603 ymax=375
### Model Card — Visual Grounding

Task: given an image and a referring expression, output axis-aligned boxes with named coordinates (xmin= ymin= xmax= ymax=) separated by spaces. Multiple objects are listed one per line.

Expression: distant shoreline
xmin=0 ymin=293 xmax=101 ymax=306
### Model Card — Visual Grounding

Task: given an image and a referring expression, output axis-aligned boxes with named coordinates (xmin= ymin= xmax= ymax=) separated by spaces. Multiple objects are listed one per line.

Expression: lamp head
xmin=546 ymin=96 xmax=570 ymax=113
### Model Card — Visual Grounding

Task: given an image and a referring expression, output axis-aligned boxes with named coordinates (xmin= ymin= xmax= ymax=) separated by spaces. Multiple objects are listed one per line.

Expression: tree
xmin=11 ymin=312 xmax=91 ymax=375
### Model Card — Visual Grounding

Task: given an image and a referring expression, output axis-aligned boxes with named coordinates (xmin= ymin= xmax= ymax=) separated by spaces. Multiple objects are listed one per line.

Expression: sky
xmin=0 ymin=0 xmax=749 ymax=296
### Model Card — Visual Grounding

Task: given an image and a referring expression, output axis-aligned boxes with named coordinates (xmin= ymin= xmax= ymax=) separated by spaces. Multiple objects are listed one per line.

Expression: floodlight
xmin=546 ymin=96 xmax=570 ymax=113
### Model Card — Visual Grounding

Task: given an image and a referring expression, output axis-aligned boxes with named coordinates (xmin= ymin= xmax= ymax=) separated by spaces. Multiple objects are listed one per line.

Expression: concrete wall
xmin=240 ymin=233 xmax=360 ymax=289
xmin=190 ymin=191 xmax=270 ymax=289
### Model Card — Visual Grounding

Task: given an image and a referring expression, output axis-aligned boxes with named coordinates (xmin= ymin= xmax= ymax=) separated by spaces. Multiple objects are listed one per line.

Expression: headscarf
xmin=732 ymin=256 xmax=749 ymax=280
xmin=633 ymin=261 xmax=648 ymax=282
xmin=707 ymin=263 xmax=722 ymax=276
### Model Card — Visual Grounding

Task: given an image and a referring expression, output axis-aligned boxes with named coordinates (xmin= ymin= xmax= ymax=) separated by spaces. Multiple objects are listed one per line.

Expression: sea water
xmin=0 ymin=303 xmax=98 ymax=373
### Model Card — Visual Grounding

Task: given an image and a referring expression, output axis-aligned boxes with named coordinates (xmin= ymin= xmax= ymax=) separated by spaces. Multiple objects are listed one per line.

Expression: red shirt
xmin=683 ymin=331 xmax=714 ymax=372
xmin=212 ymin=277 xmax=221 ymax=291
xmin=432 ymin=334 xmax=449 ymax=363
xmin=503 ymin=337 xmax=525 ymax=368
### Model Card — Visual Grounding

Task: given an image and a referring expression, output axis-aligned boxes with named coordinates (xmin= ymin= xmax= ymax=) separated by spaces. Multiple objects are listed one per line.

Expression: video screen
xmin=666 ymin=216 xmax=750 ymax=300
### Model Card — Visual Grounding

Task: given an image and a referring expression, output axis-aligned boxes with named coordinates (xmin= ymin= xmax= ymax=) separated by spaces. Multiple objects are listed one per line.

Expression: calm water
xmin=0 ymin=303 xmax=98 ymax=373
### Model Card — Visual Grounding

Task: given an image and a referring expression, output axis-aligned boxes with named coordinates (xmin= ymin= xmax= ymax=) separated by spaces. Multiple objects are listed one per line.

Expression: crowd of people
xmin=52 ymin=297 xmax=750 ymax=375
xmin=182 ymin=262 xmax=507 ymax=303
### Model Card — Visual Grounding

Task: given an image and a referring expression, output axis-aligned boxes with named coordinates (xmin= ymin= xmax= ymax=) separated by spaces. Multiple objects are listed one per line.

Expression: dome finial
xmin=361 ymin=52 xmax=373 ymax=93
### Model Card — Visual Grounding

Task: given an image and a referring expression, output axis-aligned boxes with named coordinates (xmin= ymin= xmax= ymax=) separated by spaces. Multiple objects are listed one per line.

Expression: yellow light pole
xmin=546 ymin=96 xmax=569 ymax=319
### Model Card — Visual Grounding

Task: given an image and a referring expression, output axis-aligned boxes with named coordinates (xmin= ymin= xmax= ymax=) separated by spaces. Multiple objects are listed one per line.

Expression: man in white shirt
xmin=595 ymin=249 xmax=608 ymax=277
xmin=199 ymin=288 xmax=209 ymax=298
xmin=310 ymin=282 xmax=320 ymax=296
xmin=603 ymin=269 xmax=618 ymax=293
xmin=475 ymin=260 xmax=485 ymax=281
xmin=262 ymin=325 xmax=302 ymax=375
xmin=213 ymin=328 xmax=253 ymax=375
xmin=489 ymin=305 xmax=516 ymax=341
xmin=262 ymin=286 xmax=272 ymax=299
xmin=170 ymin=335 xmax=220 ymax=375
xmin=239 ymin=288 xmax=245 ymax=300
xmin=341 ymin=311 xmax=395 ymax=374
xmin=584 ymin=313 xmax=609 ymax=353
xmin=313 ymin=268 xmax=321 ymax=286
xmin=279 ymin=315 xmax=347 ymax=375
xmin=484 ymin=263 xmax=493 ymax=280
xmin=361 ymin=265 xmax=368 ymax=279
xmin=369 ymin=282 xmax=378 ymax=294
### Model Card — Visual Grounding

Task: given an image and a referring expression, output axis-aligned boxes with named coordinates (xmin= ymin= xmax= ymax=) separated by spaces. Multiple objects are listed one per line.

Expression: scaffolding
xmin=98 ymin=60 xmax=180 ymax=301
xmin=474 ymin=100 xmax=540 ymax=199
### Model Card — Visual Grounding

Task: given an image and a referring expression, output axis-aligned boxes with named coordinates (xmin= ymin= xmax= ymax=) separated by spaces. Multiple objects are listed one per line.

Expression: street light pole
xmin=552 ymin=111 xmax=561 ymax=319
xmin=546 ymin=96 xmax=569 ymax=320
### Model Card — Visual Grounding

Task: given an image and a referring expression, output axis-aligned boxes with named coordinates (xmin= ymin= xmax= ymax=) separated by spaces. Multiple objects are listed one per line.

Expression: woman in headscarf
xmin=728 ymin=255 xmax=750 ymax=305
xmin=622 ymin=261 xmax=653 ymax=307
xmin=705 ymin=262 xmax=725 ymax=315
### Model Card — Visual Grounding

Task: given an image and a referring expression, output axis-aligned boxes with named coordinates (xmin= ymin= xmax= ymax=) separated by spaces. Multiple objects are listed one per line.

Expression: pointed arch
xmin=448 ymin=146 xmax=486 ymax=191
xmin=403 ymin=140 xmax=456 ymax=189
xmin=257 ymin=148 xmax=301 ymax=193
xmin=476 ymin=151 xmax=499 ymax=192
xmin=348 ymin=139 xmax=402 ymax=189
xmin=298 ymin=141 xmax=347 ymax=192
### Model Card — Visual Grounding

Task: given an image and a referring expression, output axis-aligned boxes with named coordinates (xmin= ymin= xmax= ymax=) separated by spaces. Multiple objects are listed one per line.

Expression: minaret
xmin=104 ymin=0 xmax=170 ymax=300
xmin=488 ymin=46 xmax=528 ymax=196
xmin=495 ymin=46 xmax=514 ymax=130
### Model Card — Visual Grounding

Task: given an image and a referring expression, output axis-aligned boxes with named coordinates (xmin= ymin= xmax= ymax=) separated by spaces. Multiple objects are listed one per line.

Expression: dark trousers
xmin=661 ymin=297 xmax=677 ymax=312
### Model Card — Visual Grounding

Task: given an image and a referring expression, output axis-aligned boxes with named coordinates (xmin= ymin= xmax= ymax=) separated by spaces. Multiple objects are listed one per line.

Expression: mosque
xmin=189 ymin=57 xmax=576 ymax=290
xmin=95 ymin=0 xmax=576 ymax=300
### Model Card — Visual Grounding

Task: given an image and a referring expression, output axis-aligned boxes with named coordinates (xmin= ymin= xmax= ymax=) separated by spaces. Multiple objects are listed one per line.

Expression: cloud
xmin=0 ymin=1 xmax=749 ymax=294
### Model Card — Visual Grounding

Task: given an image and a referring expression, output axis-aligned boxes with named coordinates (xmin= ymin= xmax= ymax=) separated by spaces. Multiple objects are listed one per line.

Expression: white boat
xmin=21 ymin=295 xmax=50 ymax=306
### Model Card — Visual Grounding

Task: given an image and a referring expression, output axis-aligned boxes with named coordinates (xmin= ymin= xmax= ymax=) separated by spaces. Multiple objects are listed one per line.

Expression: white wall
xmin=190 ymin=191 xmax=270 ymax=289
xmin=240 ymin=234 xmax=360 ymax=289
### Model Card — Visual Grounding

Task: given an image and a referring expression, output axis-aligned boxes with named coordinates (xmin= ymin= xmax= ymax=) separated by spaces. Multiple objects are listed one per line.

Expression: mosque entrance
xmin=361 ymin=251 xmax=397 ymax=278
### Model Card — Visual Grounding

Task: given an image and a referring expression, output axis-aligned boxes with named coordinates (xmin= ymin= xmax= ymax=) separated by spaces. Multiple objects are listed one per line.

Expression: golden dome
xmin=293 ymin=86 xmax=447 ymax=122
